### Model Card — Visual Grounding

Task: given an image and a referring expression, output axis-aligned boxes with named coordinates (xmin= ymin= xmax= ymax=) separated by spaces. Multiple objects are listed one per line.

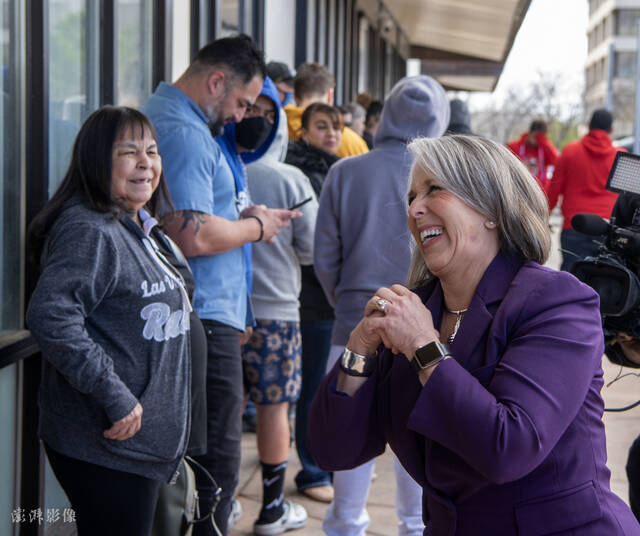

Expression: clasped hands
xmin=347 ymin=284 xmax=440 ymax=361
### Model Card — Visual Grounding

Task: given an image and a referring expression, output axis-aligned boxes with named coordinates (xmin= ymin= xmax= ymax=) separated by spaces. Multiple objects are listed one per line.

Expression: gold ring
xmin=375 ymin=298 xmax=388 ymax=312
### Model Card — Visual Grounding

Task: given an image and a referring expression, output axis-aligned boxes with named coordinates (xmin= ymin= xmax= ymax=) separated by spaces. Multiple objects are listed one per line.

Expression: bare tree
xmin=471 ymin=70 xmax=584 ymax=147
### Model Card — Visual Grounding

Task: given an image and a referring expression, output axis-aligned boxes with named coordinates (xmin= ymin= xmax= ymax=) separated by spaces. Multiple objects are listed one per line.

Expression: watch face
xmin=415 ymin=341 xmax=450 ymax=368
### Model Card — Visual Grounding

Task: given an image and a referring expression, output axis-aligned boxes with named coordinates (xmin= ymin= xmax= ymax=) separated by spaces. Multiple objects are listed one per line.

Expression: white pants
xmin=322 ymin=345 xmax=424 ymax=536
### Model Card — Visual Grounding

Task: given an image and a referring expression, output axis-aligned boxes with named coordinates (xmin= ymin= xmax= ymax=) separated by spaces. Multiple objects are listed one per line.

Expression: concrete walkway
xmin=229 ymin=430 xmax=401 ymax=535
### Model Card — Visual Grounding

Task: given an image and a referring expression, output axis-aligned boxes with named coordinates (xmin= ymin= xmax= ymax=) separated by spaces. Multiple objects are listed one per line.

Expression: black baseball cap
xmin=266 ymin=61 xmax=295 ymax=84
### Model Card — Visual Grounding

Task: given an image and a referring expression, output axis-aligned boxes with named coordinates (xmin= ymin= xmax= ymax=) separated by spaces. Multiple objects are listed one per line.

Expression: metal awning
xmin=385 ymin=0 xmax=531 ymax=92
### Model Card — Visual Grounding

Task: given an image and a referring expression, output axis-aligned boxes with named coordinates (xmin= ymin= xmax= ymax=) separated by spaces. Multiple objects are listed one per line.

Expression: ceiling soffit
xmin=383 ymin=0 xmax=531 ymax=91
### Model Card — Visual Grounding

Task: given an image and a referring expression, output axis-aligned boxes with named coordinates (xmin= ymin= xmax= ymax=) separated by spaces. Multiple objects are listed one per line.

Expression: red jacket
xmin=547 ymin=130 xmax=625 ymax=229
xmin=507 ymin=132 xmax=559 ymax=191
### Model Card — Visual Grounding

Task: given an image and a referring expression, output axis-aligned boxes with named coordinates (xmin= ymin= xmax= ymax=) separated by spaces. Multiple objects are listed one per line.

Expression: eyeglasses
xmin=245 ymin=104 xmax=276 ymax=124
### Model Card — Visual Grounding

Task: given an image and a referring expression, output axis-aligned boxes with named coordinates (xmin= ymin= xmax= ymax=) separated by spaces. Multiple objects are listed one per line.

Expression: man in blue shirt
xmin=143 ymin=35 xmax=299 ymax=535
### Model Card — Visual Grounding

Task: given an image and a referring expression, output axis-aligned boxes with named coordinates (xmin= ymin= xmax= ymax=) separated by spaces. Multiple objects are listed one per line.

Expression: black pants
xmin=44 ymin=443 xmax=161 ymax=536
xmin=188 ymin=312 xmax=208 ymax=456
xmin=194 ymin=319 xmax=243 ymax=536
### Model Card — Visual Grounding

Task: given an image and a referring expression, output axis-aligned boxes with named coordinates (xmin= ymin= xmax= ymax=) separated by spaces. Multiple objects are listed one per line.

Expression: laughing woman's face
xmin=407 ymin=168 xmax=499 ymax=279
xmin=111 ymin=126 xmax=162 ymax=213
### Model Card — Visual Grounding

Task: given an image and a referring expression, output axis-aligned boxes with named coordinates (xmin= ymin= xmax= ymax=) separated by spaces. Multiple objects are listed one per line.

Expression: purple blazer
xmin=309 ymin=253 xmax=640 ymax=535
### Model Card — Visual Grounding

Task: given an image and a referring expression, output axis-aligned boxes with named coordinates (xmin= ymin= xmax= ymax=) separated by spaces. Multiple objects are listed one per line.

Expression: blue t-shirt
xmin=142 ymin=82 xmax=247 ymax=330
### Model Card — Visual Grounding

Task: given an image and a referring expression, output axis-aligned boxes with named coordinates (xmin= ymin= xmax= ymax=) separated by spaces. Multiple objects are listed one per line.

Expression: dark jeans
xmin=295 ymin=319 xmax=334 ymax=490
xmin=627 ymin=433 xmax=640 ymax=522
xmin=188 ymin=312 xmax=208 ymax=456
xmin=560 ymin=228 xmax=601 ymax=272
xmin=44 ymin=443 xmax=161 ymax=536
xmin=194 ymin=319 xmax=243 ymax=536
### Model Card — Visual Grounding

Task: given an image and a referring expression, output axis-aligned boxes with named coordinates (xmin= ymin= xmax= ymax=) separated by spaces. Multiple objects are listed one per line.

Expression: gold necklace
xmin=445 ymin=306 xmax=468 ymax=344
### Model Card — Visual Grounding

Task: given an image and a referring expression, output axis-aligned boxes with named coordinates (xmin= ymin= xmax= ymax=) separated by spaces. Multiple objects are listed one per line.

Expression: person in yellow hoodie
xmin=285 ymin=62 xmax=369 ymax=158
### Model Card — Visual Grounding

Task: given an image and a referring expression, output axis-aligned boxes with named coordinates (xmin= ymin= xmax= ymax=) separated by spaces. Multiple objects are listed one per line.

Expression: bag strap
xmin=184 ymin=456 xmax=223 ymax=534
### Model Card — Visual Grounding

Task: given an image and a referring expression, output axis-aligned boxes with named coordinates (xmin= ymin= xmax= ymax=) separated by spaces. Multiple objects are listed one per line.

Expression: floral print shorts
xmin=241 ymin=319 xmax=302 ymax=405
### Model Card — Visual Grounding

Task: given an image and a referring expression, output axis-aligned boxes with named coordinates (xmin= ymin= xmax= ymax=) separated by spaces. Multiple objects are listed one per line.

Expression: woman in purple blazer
xmin=308 ymin=135 xmax=640 ymax=535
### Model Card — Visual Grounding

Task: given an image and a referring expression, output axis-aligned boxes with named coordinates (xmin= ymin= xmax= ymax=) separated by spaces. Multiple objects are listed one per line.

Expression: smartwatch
xmin=410 ymin=341 xmax=451 ymax=374
xmin=340 ymin=348 xmax=376 ymax=377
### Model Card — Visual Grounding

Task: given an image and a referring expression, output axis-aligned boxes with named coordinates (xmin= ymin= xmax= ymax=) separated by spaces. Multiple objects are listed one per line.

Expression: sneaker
xmin=228 ymin=497 xmax=243 ymax=529
xmin=253 ymin=500 xmax=307 ymax=535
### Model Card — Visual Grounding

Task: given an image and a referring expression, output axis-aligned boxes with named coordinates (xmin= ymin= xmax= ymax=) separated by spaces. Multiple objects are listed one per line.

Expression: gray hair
xmin=406 ymin=134 xmax=551 ymax=289
xmin=342 ymin=102 xmax=366 ymax=121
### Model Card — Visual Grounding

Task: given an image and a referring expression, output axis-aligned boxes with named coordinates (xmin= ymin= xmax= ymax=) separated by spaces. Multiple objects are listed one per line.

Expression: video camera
xmin=571 ymin=152 xmax=640 ymax=341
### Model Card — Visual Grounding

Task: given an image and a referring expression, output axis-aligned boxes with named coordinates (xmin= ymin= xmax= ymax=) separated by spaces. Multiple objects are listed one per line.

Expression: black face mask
xmin=235 ymin=116 xmax=272 ymax=151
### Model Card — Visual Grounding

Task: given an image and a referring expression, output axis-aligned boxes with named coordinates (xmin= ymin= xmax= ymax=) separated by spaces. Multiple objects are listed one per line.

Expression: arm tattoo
xmin=180 ymin=210 xmax=208 ymax=235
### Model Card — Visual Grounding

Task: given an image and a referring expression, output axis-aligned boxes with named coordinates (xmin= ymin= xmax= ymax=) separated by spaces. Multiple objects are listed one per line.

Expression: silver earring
xmin=486 ymin=220 xmax=496 ymax=229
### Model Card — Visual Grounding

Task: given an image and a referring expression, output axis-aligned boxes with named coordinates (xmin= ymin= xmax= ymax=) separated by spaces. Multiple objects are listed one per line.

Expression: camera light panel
xmin=607 ymin=152 xmax=640 ymax=195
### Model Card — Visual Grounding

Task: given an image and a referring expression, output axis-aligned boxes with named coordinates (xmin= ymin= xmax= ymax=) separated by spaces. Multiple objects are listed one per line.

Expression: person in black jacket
xmin=286 ymin=103 xmax=341 ymax=194
xmin=284 ymin=103 xmax=342 ymax=503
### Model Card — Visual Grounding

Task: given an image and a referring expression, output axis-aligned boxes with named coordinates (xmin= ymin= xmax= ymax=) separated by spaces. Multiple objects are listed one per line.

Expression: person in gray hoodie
xmin=26 ymin=106 xmax=191 ymax=536
xmin=313 ymin=75 xmax=450 ymax=536
xmin=238 ymin=77 xmax=314 ymax=534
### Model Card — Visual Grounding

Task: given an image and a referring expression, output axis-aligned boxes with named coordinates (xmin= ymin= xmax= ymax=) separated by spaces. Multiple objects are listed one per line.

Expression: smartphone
xmin=288 ymin=197 xmax=313 ymax=211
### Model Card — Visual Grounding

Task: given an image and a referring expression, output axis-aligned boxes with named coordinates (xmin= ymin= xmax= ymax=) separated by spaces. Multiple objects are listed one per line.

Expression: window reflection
xmin=1 ymin=0 xmax=23 ymax=336
xmin=221 ymin=0 xmax=241 ymax=36
xmin=0 ymin=364 xmax=16 ymax=536
xmin=615 ymin=51 xmax=636 ymax=79
xmin=117 ymin=0 xmax=153 ymax=107
xmin=48 ymin=0 xmax=99 ymax=194
xmin=357 ymin=15 xmax=369 ymax=94
xmin=0 ymin=7 xmax=21 ymax=536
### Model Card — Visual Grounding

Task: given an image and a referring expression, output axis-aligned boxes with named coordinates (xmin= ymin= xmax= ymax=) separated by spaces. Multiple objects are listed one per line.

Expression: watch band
xmin=340 ymin=348 xmax=376 ymax=377
xmin=410 ymin=341 xmax=451 ymax=374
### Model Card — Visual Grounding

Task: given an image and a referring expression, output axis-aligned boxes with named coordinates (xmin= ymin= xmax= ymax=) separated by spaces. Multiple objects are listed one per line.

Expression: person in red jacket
xmin=507 ymin=119 xmax=559 ymax=191
xmin=547 ymin=108 xmax=626 ymax=271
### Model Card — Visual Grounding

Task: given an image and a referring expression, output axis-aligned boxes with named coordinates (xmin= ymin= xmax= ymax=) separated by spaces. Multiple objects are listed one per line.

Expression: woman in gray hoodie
xmin=27 ymin=106 xmax=191 ymax=536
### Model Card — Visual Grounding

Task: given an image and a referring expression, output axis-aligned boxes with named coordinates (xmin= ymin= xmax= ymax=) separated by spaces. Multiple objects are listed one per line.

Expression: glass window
xmin=171 ymin=1 xmax=191 ymax=81
xmin=0 ymin=15 xmax=22 ymax=536
xmin=315 ymin=0 xmax=326 ymax=64
xmin=384 ymin=42 xmax=393 ymax=95
xmin=221 ymin=0 xmax=241 ymax=36
xmin=326 ymin=0 xmax=336 ymax=75
xmin=48 ymin=0 xmax=100 ymax=195
xmin=1 ymin=0 xmax=24 ymax=336
xmin=116 ymin=0 xmax=153 ymax=107
xmin=0 ymin=364 xmax=17 ymax=536
xmin=616 ymin=9 xmax=640 ymax=36
xmin=616 ymin=51 xmax=636 ymax=78
xmin=357 ymin=15 xmax=369 ymax=94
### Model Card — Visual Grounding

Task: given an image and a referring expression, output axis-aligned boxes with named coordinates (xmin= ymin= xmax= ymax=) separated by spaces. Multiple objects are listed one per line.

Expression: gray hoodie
xmin=27 ymin=202 xmax=191 ymax=482
xmin=314 ymin=75 xmax=450 ymax=345
xmin=246 ymin=107 xmax=318 ymax=320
